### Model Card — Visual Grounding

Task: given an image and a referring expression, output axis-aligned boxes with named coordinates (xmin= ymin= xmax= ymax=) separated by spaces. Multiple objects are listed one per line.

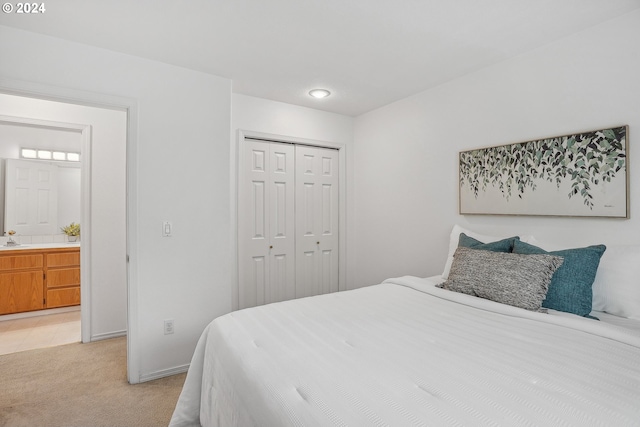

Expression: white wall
xmin=233 ymin=94 xmax=354 ymax=144
xmin=232 ymin=94 xmax=355 ymax=287
xmin=353 ymin=10 xmax=640 ymax=289
xmin=0 ymin=122 xmax=82 ymax=156
xmin=0 ymin=25 xmax=232 ymax=382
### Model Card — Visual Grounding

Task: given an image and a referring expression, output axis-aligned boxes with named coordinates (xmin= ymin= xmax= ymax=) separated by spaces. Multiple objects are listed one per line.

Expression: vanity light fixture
xmin=309 ymin=89 xmax=331 ymax=99
xmin=21 ymin=148 xmax=81 ymax=163
xmin=21 ymin=148 xmax=37 ymax=159
xmin=37 ymin=150 xmax=52 ymax=160
xmin=67 ymin=152 xmax=80 ymax=162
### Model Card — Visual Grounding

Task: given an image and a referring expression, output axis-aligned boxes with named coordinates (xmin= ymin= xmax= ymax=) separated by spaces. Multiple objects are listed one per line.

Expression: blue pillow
xmin=458 ymin=233 xmax=519 ymax=253
xmin=512 ymin=240 xmax=606 ymax=318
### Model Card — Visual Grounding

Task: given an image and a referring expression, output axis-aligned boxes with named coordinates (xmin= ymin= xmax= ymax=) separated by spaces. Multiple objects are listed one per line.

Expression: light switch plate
xmin=162 ymin=221 xmax=172 ymax=237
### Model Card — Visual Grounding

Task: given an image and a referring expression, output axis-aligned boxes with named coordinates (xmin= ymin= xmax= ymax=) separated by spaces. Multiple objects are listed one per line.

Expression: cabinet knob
xmin=269 ymin=245 xmax=273 ymax=249
xmin=316 ymin=241 xmax=320 ymax=245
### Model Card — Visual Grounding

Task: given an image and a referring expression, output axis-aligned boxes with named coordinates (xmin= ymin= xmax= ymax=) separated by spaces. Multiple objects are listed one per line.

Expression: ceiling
xmin=1 ymin=0 xmax=639 ymax=116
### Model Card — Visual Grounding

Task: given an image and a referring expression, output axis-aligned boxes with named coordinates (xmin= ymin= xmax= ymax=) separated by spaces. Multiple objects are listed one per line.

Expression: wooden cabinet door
xmin=47 ymin=268 xmax=81 ymax=288
xmin=46 ymin=252 xmax=80 ymax=268
xmin=47 ymin=287 xmax=80 ymax=308
xmin=0 ymin=254 xmax=43 ymax=270
xmin=0 ymin=271 xmax=44 ymax=314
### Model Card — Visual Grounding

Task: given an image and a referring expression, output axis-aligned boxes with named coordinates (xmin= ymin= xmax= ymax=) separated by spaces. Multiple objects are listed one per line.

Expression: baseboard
xmin=0 ymin=306 xmax=80 ymax=322
xmin=90 ymin=330 xmax=127 ymax=342
xmin=139 ymin=364 xmax=190 ymax=383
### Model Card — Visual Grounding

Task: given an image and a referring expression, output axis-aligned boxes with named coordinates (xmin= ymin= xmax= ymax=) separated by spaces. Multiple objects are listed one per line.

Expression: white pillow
xmin=441 ymin=225 xmax=534 ymax=279
xmin=592 ymin=245 xmax=640 ymax=319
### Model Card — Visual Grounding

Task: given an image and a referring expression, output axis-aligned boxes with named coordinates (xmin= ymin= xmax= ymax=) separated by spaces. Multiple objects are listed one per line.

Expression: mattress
xmin=170 ymin=276 xmax=640 ymax=427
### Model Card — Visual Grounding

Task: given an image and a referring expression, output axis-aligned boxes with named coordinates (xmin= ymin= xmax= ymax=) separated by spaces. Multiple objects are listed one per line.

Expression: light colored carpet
xmin=0 ymin=336 xmax=186 ymax=427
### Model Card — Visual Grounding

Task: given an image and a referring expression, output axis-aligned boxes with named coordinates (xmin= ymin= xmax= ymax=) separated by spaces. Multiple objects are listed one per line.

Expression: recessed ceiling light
xmin=309 ymin=89 xmax=331 ymax=99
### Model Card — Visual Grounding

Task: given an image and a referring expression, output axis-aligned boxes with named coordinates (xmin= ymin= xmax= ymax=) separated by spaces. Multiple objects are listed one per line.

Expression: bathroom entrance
xmin=0 ymin=92 xmax=128 ymax=353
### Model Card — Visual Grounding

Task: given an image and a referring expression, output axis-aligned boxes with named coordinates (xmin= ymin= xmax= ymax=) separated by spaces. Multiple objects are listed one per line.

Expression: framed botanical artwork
xmin=459 ymin=125 xmax=629 ymax=218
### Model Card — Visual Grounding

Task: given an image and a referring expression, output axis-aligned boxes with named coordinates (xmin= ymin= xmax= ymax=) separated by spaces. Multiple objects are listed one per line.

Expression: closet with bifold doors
xmin=238 ymin=138 xmax=339 ymax=309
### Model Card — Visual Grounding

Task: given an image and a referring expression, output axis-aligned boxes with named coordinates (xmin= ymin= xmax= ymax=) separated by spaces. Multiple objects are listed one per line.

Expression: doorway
xmin=0 ymin=92 xmax=128 ymax=353
xmin=0 ymin=114 xmax=85 ymax=353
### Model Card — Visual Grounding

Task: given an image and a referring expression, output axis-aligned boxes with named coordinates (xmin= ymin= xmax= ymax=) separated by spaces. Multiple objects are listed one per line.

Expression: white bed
xmin=170 ymin=275 xmax=640 ymax=427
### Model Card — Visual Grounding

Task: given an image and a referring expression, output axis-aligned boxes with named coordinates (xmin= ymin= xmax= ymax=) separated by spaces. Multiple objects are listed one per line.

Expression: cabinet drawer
xmin=47 ymin=252 xmax=80 ymax=268
xmin=47 ymin=287 xmax=81 ymax=308
xmin=47 ymin=268 xmax=81 ymax=288
xmin=0 ymin=271 xmax=44 ymax=314
xmin=0 ymin=254 xmax=43 ymax=271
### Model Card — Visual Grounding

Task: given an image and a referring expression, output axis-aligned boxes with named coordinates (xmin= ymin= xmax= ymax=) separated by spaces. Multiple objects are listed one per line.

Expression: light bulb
xmin=309 ymin=89 xmax=331 ymax=99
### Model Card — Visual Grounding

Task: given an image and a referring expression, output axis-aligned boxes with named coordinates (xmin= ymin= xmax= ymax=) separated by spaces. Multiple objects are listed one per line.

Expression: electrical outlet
xmin=164 ymin=319 xmax=174 ymax=335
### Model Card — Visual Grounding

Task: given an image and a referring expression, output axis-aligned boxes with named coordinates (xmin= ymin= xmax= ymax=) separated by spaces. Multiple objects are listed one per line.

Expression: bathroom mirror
xmin=0 ymin=121 xmax=81 ymax=237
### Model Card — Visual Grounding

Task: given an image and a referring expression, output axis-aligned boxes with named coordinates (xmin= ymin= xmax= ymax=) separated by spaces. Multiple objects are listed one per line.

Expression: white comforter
xmin=170 ymin=276 xmax=640 ymax=427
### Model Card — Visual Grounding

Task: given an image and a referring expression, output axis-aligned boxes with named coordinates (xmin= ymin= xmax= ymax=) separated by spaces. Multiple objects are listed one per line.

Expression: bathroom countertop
xmin=0 ymin=242 xmax=81 ymax=251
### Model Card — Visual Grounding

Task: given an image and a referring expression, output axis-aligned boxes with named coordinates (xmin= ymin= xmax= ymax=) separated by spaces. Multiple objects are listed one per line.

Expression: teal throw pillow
xmin=458 ymin=233 xmax=519 ymax=253
xmin=512 ymin=240 xmax=606 ymax=319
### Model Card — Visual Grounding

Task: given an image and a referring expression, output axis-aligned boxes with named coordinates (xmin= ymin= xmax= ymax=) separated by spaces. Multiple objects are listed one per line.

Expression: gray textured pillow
xmin=441 ymin=247 xmax=564 ymax=311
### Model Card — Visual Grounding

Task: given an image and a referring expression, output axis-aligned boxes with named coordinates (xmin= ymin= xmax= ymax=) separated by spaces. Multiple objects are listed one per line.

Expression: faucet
xmin=5 ymin=230 xmax=19 ymax=246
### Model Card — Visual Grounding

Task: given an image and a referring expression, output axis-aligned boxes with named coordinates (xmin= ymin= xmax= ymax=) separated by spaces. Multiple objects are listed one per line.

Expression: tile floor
xmin=0 ymin=310 xmax=81 ymax=355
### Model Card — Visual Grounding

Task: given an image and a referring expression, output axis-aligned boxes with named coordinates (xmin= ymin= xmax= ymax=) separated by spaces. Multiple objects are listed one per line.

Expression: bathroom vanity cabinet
xmin=0 ymin=246 xmax=80 ymax=315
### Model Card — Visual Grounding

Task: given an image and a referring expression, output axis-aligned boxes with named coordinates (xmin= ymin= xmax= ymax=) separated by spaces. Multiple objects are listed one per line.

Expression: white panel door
xmin=238 ymin=140 xmax=295 ymax=309
xmin=295 ymin=145 xmax=339 ymax=298
xmin=4 ymin=159 xmax=58 ymax=235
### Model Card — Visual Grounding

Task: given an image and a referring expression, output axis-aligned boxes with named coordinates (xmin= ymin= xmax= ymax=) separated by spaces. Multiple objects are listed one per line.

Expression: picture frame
xmin=459 ymin=125 xmax=629 ymax=218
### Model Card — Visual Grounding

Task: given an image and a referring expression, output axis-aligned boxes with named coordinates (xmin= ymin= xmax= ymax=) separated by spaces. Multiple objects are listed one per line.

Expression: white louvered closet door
xmin=238 ymin=140 xmax=339 ymax=309
xmin=238 ymin=140 xmax=295 ymax=309
xmin=295 ymin=145 xmax=339 ymax=298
